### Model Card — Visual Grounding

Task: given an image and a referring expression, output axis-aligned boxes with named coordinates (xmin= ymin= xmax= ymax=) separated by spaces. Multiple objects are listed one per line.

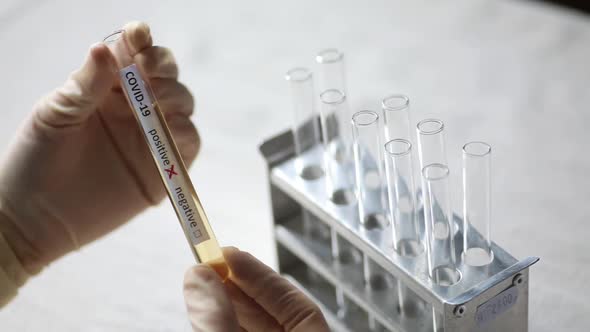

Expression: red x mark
xmin=165 ymin=164 xmax=178 ymax=179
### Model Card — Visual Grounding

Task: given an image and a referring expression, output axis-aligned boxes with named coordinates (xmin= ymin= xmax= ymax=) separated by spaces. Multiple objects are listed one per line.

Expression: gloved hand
xmin=0 ymin=21 xmax=198 ymax=274
xmin=183 ymin=248 xmax=330 ymax=332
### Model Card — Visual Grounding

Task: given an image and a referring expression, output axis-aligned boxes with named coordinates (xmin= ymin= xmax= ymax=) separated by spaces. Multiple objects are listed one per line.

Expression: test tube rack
xmin=259 ymin=126 xmax=539 ymax=332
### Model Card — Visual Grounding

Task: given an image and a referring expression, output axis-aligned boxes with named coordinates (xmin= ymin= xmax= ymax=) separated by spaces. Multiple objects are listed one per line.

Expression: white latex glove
xmin=0 ymin=21 xmax=198 ymax=275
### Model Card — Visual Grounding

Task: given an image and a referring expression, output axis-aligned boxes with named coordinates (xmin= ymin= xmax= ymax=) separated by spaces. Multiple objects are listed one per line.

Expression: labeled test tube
xmin=462 ymin=142 xmax=493 ymax=266
xmin=382 ymin=94 xmax=411 ymax=142
xmin=103 ymin=30 xmax=228 ymax=278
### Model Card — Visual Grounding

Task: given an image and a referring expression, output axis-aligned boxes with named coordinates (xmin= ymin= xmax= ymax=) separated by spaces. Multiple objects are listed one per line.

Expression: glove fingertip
xmin=184 ymin=264 xmax=221 ymax=288
xmin=123 ymin=21 xmax=153 ymax=55
xmin=89 ymin=42 xmax=117 ymax=72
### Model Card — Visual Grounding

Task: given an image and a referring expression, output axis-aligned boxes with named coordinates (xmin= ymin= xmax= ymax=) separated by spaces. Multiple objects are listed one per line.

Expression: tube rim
xmin=320 ymin=88 xmax=346 ymax=105
xmin=463 ymin=141 xmax=492 ymax=157
xmin=382 ymin=94 xmax=410 ymax=112
xmin=422 ymin=163 xmax=450 ymax=181
xmin=417 ymin=119 xmax=444 ymax=136
xmin=352 ymin=110 xmax=379 ymax=127
xmin=384 ymin=139 xmax=412 ymax=156
xmin=103 ymin=29 xmax=124 ymax=43
xmin=285 ymin=67 xmax=312 ymax=82
xmin=316 ymin=48 xmax=344 ymax=64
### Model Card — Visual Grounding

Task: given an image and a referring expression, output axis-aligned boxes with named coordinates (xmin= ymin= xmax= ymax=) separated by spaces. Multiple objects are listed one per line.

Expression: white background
xmin=0 ymin=0 xmax=589 ymax=331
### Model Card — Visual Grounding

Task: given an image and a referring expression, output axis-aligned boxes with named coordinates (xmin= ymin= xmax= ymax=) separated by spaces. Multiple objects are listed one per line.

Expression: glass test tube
xmin=103 ymin=30 xmax=228 ymax=278
xmin=319 ymin=89 xmax=355 ymax=203
xmin=316 ymin=50 xmax=353 ymax=317
xmin=319 ymin=89 xmax=355 ymax=317
xmin=285 ymin=68 xmax=329 ymax=240
xmin=352 ymin=110 xmax=386 ymax=226
xmin=384 ymin=139 xmax=421 ymax=255
xmin=462 ymin=142 xmax=493 ymax=266
xmin=422 ymin=164 xmax=459 ymax=285
xmin=351 ymin=111 xmax=391 ymax=297
xmin=416 ymin=119 xmax=448 ymax=168
xmin=382 ymin=94 xmax=411 ymax=142
xmin=384 ymin=139 xmax=425 ymax=316
xmin=285 ymin=68 xmax=323 ymax=179
xmin=423 ymin=164 xmax=458 ymax=332
xmin=316 ymin=48 xmax=347 ymax=95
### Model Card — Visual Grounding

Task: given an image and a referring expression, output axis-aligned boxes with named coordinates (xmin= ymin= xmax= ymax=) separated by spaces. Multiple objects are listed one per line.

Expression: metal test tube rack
xmin=259 ymin=125 xmax=539 ymax=332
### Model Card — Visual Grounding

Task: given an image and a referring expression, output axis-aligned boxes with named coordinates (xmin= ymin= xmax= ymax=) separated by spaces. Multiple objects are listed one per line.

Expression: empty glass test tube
xmin=103 ymin=29 xmax=228 ymax=278
xmin=422 ymin=164 xmax=459 ymax=285
xmin=352 ymin=110 xmax=387 ymax=226
xmin=384 ymin=139 xmax=425 ymax=316
xmin=319 ymin=88 xmax=355 ymax=317
xmin=384 ymin=139 xmax=422 ymax=255
xmin=416 ymin=118 xmax=447 ymax=222
xmin=382 ymin=94 xmax=411 ymax=142
xmin=285 ymin=67 xmax=330 ymax=286
xmin=316 ymin=48 xmax=347 ymax=96
xmin=462 ymin=142 xmax=493 ymax=266
xmin=285 ymin=68 xmax=323 ymax=180
xmin=351 ymin=110 xmax=392 ymax=299
xmin=319 ymin=89 xmax=355 ymax=204
xmin=416 ymin=119 xmax=448 ymax=169
xmin=423 ymin=164 xmax=458 ymax=332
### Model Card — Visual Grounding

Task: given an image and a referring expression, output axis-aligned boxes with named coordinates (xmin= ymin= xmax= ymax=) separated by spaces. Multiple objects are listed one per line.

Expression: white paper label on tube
xmin=120 ymin=64 xmax=210 ymax=245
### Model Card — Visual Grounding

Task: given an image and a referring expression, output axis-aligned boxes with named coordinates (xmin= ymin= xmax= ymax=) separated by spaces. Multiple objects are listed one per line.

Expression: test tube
xmin=462 ymin=142 xmax=493 ymax=266
xmin=422 ymin=164 xmax=459 ymax=285
xmin=416 ymin=118 xmax=447 ymax=221
xmin=384 ymin=139 xmax=421 ymax=255
xmin=423 ymin=164 xmax=458 ymax=332
xmin=285 ymin=68 xmax=329 ymax=284
xmin=285 ymin=68 xmax=323 ymax=180
xmin=319 ymin=89 xmax=355 ymax=204
xmin=316 ymin=48 xmax=347 ymax=95
xmin=416 ymin=119 xmax=447 ymax=168
xmin=319 ymin=88 xmax=355 ymax=317
xmin=384 ymin=139 xmax=424 ymax=316
xmin=351 ymin=110 xmax=391 ymax=302
xmin=382 ymin=94 xmax=411 ymax=142
xmin=103 ymin=30 xmax=228 ymax=278
xmin=351 ymin=110 xmax=386 ymax=227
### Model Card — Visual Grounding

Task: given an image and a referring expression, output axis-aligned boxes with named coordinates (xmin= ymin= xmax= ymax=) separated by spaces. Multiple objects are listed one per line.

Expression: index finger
xmin=224 ymin=248 xmax=329 ymax=331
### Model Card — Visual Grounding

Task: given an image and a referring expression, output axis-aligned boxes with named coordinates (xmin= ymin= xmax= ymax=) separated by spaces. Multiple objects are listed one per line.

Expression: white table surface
xmin=0 ymin=0 xmax=588 ymax=331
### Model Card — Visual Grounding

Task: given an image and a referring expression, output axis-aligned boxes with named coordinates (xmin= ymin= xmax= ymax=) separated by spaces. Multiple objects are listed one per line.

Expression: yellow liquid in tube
xmin=119 ymin=63 xmax=228 ymax=280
